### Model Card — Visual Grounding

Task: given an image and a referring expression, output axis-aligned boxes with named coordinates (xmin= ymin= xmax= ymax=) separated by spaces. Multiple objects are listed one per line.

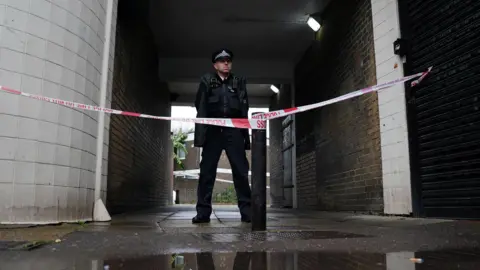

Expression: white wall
xmin=0 ymin=0 xmax=118 ymax=223
xmin=371 ymin=0 xmax=412 ymax=214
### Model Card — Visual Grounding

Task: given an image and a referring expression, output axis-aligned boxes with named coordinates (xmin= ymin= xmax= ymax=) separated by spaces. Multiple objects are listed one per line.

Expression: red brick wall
xmin=106 ymin=0 xmax=172 ymax=214
xmin=294 ymin=0 xmax=382 ymax=212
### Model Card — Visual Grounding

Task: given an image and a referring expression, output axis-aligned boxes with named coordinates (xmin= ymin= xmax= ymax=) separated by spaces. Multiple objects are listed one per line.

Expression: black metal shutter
xmin=401 ymin=0 xmax=480 ymax=218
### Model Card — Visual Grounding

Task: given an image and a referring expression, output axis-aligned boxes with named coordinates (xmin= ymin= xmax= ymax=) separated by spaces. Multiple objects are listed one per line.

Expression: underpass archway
xmin=4 ymin=0 xmax=470 ymax=224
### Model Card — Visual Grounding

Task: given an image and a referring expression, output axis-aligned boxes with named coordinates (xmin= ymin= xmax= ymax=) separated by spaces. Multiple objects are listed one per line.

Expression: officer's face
xmin=214 ymin=58 xmax=232 ymax=73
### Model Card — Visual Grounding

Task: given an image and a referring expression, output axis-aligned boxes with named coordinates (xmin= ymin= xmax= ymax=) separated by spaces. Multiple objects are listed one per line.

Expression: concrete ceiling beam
xmin=171 ymin=94 xmax=271 ymax=107
xmin=158 ymin=57 xmax=294 ymax=84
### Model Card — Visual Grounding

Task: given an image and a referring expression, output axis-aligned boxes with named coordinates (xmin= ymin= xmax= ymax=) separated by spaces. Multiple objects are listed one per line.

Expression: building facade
xmin=0 ymin=0 xmax=119 ymax=223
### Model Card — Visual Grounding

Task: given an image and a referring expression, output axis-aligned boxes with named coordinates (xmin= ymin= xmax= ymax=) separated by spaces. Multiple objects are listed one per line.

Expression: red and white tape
xmin=0 ymin=67 xmax=431 ymax=129
xmin=252 ymin=66 xmax=432 ymax=120
xmin=0 ymin=86 xmax=262 ymax=129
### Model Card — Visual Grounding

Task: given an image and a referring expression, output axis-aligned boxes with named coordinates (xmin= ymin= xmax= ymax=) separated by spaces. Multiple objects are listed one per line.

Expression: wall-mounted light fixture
xmin=393 ymin=38 xmax=408 ymax=57
xmin=270 ymin=84 xmax=280 ymax=94
xmin=307 ymin=16 xmax=321 ymax=32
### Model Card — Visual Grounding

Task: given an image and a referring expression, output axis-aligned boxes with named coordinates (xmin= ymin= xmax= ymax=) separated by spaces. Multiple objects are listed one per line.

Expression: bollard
xmin=251 ymin=112 xmax=267 ymax=231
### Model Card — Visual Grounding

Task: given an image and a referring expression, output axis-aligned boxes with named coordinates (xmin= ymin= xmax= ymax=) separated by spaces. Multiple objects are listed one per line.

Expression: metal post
xmin=251 ymin=112 xmax=267 ymax=231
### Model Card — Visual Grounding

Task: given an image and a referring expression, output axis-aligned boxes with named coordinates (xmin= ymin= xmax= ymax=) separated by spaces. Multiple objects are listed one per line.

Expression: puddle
xmin=1 ymin=248 xmax=480 ymax=269
xmin=103 ymin=249 xmax=480 ymax=269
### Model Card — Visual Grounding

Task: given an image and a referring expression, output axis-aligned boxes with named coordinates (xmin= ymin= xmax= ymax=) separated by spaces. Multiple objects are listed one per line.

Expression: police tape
xmin=252 ymin=66 xmax=432 ymax=120
xmin=0 ymin=67 xmax=431 ymax=130
xmin=0 ymin=85 xmax=261 ymax=129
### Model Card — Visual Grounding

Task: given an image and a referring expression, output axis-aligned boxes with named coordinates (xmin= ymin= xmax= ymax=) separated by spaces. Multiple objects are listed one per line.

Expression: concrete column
xmin=0 ymin=0 xmax=118 ymax=223
xmin=370 ymin=0 xmax=412 ymax=214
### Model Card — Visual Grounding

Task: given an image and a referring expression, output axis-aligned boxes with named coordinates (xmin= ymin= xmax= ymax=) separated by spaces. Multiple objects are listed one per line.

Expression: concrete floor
xmin=1 ymin=205 xmax=480 ymax=269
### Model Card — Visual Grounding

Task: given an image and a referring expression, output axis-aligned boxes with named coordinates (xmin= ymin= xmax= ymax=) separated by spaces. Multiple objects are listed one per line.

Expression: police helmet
xmin=212 ymin=48 xmax=234 ymax=63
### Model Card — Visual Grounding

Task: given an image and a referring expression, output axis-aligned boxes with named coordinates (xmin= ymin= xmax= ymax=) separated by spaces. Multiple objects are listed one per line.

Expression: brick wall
xmin=106 ymin=0 xmax=172 ymax=215
xmin=268 ymin=84 xmax=293 ymax=207
xmin=296 ymin=133 xmax=317 ymax=208
xmin=294 ymin=0 xmax=382 ymax=212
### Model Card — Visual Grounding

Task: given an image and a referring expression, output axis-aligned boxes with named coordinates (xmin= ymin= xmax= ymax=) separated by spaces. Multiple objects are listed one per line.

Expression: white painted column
xmin=371 ymin=0 xmax=412 ymax=214
xmin=93 ymin=0 xmax=116 ymax=221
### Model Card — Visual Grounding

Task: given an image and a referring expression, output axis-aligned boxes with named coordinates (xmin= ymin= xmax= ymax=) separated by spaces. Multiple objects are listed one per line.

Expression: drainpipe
xmin=93 ymin=0 xmax=115 ymax=222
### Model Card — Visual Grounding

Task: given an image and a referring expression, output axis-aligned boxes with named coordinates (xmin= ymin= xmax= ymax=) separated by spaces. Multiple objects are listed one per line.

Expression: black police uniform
xmin=192 ymin=49 xmax=252 ymax=223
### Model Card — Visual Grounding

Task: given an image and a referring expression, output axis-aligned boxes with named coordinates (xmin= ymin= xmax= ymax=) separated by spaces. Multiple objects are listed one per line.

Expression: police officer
xmin=192 ymin=48 xmax=252 ymax=224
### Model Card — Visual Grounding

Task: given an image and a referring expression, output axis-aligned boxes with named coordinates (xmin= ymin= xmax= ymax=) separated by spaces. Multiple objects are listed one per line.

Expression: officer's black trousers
xmin=196 ymin=127 xmax=251 ymax=218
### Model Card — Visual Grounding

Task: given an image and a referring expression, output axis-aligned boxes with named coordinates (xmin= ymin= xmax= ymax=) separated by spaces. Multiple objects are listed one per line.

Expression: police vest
xmin=205 ymin=75 xmax=244 ymax=118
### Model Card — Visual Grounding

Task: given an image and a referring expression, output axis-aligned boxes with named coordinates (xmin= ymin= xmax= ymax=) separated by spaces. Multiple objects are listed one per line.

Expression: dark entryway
xmin=400 ymin=0 xmax=480 ymax=218
xmin=282 ymin=115 xmax=295 ymax=208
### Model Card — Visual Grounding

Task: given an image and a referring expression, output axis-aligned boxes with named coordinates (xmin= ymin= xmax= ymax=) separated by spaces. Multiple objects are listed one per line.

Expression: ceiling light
xmin=307 ymin=17 xmax=321 ymax=32
xmin=270 ymin=85 xmax=279 ymax=94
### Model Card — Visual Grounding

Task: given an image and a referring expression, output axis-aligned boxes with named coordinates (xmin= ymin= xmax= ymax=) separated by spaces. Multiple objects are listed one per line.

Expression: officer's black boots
xmin=192 ymin=215 xmax=211 ymax=224
xmin=192 ymin=215 xmax=250 ymax=224
xmin=241 ymin=216 xmax=251 ymax=223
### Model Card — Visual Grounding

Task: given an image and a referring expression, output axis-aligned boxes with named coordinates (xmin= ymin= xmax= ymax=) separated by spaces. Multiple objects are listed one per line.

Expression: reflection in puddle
xmin=1 ymin=249 xmax=480 ymax=269
xmin=100 ymin=249 xmax=480 ymax=270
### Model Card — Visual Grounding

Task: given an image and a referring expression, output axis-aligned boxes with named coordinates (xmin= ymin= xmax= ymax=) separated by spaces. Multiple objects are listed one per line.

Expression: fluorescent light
xmin=270 ymin=84 xmax=279 ymax=93
xmin=307 ymin=17 xmax=321 ymax=32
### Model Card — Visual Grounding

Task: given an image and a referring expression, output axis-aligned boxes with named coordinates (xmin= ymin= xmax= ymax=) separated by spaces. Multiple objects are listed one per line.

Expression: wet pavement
xmin=0 ymin=223 xmax=83 ymax=242
xmin=0 ymin=205 xmax=479 ymax=269
xmin=2 ymin=249 xmax=480 ymax=269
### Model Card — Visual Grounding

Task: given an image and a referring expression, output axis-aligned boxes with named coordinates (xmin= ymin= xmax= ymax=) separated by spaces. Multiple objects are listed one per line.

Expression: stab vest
xmin=194 ymin=73 xmax=250 ymax=148
xmin=205 ymin=74 xmax=245 ymax=118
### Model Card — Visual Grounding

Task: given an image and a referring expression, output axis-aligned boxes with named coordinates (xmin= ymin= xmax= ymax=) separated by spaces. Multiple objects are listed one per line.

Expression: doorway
xmin=282 ymin=115 xmax=295 ymax=208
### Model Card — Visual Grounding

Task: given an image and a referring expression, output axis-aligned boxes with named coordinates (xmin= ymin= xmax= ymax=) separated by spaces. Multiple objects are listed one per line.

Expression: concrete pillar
xmin=0 ymin=0 xmax=118 ymax=223
xmin=370 ymin=0 xmax=412 ymax=214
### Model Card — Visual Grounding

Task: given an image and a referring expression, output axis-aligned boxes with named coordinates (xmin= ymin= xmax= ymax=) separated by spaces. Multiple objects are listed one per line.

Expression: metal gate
xmin=399 ymin=0 xmax=480 ymax=218
xmin=282 ymin=115 xmax=294 ymax=208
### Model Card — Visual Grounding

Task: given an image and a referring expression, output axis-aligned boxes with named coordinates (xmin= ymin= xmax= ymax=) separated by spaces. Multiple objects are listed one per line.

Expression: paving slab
xmin=0 ymin=223 xmax=82 ymax=242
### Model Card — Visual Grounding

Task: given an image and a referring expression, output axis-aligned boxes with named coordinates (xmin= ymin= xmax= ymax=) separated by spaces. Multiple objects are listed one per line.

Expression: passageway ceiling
xmin=148 ymin=0 xmax=330 ymax=106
